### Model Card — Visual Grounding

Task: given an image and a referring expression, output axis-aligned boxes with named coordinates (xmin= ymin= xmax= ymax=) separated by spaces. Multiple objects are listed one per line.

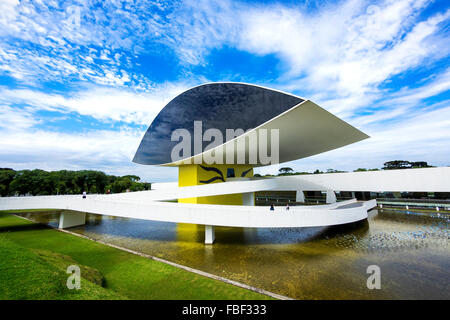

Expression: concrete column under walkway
xmin=326 ymin=190 xmax=337 ymax=204
xmin=58 ymin=211 xmax=86 ymax=229
xmin=205 ymin=225 xmax=215 ymax=244
xmin=242 ymin=192 xmax=255 ymax=206
xmin=296 ymin=190 xmax=305 ymax=203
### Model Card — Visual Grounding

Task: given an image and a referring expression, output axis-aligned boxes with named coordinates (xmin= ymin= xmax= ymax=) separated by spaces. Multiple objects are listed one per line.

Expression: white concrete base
xmin=205 ymin=225 xmax=215 ymax=244
xmin=243 ymin=192 xmax=255 ymax=206
xmin=296 ymin=190 xmax=305 ymax=203
xmin=58 ymin=211 xmax=86 ymax=229
xmin=326 ymin=190 xmax=337 ymax=204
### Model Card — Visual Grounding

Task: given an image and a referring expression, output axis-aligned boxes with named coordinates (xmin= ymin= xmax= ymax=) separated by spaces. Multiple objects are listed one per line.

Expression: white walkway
xmin=0 ymin=178 xmax=377 ymax=243
xmin=0 ymin=194 xmax=375 ymax=228
xmin=3 ymin=167 xmax=448 ymax=243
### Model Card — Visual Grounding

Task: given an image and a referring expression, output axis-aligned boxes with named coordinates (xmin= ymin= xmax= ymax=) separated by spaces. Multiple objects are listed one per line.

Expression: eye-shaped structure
xmin=0 ymin=82 xmax=384 ymax=244
xmin=133 ymin=82 xmax=369 ymax=167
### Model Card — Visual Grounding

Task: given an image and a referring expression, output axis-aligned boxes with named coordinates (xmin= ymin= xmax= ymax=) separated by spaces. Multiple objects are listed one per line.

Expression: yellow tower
xmin=178 ymin=164 xmax=253 ymax=205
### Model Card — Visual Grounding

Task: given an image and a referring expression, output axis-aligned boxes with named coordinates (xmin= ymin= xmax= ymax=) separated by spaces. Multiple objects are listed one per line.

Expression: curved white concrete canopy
xmin=168 ymin=99 xmax=369 ymax=166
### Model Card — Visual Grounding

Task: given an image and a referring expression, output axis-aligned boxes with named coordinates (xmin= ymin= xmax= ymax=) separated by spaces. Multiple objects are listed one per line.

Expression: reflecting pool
xmin=18 ymin=208 xmax=449 ymax=299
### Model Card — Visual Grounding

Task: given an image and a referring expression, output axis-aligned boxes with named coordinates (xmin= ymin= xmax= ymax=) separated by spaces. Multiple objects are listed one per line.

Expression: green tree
xmin=278 ymin=167 xmax=294 ymax=176
xmin=410 ymin=161 xmax=432 ymax=168
xmin=2 ymin=168 xmax=150 ymax=196
xmin=382 ymin=160 xmax=411 ymax=170
xmin=0 ymin=168 xmax=16 ymax=196
xmin=9 ymin=170 xmax=33 ymax=195
xmin=129 ymin=181 xmax=151 ymax=192
xmin=122 ymin=175 xmax=140 ymax=182
xmin=110 ymin=178 xmax=132 ymax=193
xmin=278 ymin=167 xmax=294 ymax=175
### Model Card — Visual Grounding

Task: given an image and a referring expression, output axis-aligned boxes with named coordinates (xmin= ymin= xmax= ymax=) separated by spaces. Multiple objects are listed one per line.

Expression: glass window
xmin=227 ymin=168 xmax=235 ymax=178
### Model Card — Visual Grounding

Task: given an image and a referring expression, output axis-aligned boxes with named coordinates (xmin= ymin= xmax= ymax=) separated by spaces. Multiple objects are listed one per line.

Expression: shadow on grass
xmin=0 ymin=223 xmax=49 ymax=233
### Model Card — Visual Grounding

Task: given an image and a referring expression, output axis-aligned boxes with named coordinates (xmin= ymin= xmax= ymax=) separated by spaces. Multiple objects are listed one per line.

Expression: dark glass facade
xmin=133 ymin=83 xmax=303 ymax=165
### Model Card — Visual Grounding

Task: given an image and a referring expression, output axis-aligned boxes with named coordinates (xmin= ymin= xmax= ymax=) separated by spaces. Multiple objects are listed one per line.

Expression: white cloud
xmin=351 ymin=68 xmax=450 ymax=126
xmin=166 ymin=0 xmax=239 ymax=65
xmin=165 ymin=0 xmax=449 ymax=122
xmin=385 ymin=68 xmax=450 ymax=106
xmin=258 ymin=102 xmax=450 ymax=175
xmin=0 ymin=82 xmax=189 ymax=125
xmin=0 ymin=124 xmax=176 ymax=182
xmin=0 ymin=0 xmax=19 ymax=28
xmin=0 ymin=0 xmax=174 ymax=88
xmin=237 ymin=0 xmax=447 ymax=96
xmin=0 ymin=105 xmax=39 ymax=130
xmin=0 ymin=81 xmax=188 ymax=181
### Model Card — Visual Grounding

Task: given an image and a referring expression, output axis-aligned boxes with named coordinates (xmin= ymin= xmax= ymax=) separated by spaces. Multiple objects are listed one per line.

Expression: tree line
xmin=0 ymin=168 xmax=151 ymax=197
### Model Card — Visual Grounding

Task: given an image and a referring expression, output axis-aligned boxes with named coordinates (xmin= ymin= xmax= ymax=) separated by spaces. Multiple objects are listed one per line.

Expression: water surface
xmin=18 ymin=208 xmax=449 ymax=299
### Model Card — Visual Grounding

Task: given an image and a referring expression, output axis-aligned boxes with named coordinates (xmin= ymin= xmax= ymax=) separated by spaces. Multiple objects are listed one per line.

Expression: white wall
xmin=287 ymin=167 xmax=450 ymax=192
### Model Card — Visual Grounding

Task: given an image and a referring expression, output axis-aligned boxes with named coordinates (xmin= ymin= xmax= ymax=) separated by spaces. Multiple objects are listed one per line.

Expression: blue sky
xmin=0 ymin=0 xmax=449 ymax=182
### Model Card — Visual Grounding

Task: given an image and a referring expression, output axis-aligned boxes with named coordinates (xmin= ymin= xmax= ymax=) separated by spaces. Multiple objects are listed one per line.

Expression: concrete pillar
xmin=59 ymin=211 xmax=86 ymax=229
xmin=326 ymin=190 xmax=337 ymax=204
xmin=243 ymin=192 xmax=255 ymax=206
xmin=351 ymin=191 xmax=356 ymax=199
xmin=205 ymin=225 xmax=215 ymax=244
xmin=296 ymin=190 xmax=305 ymax=203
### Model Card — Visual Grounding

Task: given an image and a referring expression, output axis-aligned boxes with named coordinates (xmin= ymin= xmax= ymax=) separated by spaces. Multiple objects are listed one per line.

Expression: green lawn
xmin=0 ymin=211 xmax=272 ymax=300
